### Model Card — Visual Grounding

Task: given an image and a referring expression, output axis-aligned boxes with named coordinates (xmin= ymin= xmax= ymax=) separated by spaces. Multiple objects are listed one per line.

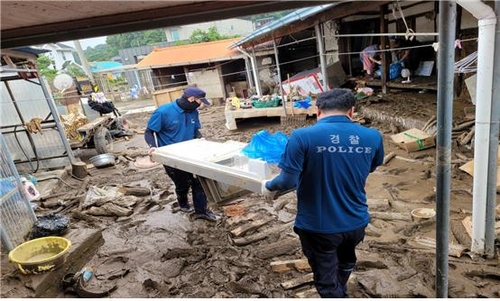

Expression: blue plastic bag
xmin=241 ymin=130 xmax=288 ymax=164
xmin=376 ymin=62 xmax=404 ymax=80
xmin=294 ymin=96 xmax=312 ymax=109
xmin=389 ymin=62 xmax=403 ymax=80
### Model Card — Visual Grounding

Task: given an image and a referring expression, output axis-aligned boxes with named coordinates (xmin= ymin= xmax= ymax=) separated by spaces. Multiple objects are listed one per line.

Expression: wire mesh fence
xmin=0 ymin=132 xmax=37 ymax=251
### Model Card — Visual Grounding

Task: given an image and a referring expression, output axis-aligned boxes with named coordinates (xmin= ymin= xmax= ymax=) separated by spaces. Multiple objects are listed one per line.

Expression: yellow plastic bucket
xmin=8 ymin=236 xmax=71 ymax=274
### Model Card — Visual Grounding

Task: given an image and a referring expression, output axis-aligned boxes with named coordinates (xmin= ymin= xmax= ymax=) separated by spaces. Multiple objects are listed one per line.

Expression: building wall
xmin=164 ymin=18 xmax=254 ymax=41
xmin=186 ymin=67 xmax=224 ymax=100
xmin=41 ymin=44 xmax=77 ymax=70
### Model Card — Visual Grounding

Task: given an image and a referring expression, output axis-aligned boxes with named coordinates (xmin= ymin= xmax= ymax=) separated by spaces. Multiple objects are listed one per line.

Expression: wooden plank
xmin=232 ymin=221 xmax=293 ymax=246
xmin=461 ymin=216 xmax=473 ymax=239
xmin=367 ymin=198 xmax=390 ymax=210
xmin=395 ymin=156 xmax=431 ymax=165
xmin=451 ymin=219 xmax=471 ymax=247
xmin=280 ymin=273 xmax=314 ymax=290
xmin=295 ymin=288 xmax=318 ymax=298
xmin=382 ymin=151 xmax=396 ymax=165
xmin=230 ymin=216 xmax=274 ymax=237
xmin=255 ymin=238 xmax=300 ymax=260
xmin=77 ymin=116 xmax=110 ymax=132
xmin=370 ymin=211 xmax=412 ymax=221
xmin=224 ymin=102 xmax=316 ymax=131
xmin=270 ymin=258 xmax=311 ymax=273
xmin=410 ymin=236 xmax=466 ymax=258
xmin=226 ymin=212 xmax=260 ymax=226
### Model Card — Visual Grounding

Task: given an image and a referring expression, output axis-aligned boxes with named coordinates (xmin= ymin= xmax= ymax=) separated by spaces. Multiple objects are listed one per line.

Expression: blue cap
xmin=183 ymin=87 xmax=210 ymax=105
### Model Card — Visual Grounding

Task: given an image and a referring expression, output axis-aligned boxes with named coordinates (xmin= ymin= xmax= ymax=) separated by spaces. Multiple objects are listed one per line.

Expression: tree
xmin=188 ymin=26 xmax=239 ymax=44
xmin=35 ymin=55 xmax=58 ymax=82
xmin=106 ymin=29 xmax=167 ymax=50
xmin=85 ymin=44 xmax=116 ymax=62
xmin=83 ymin=28 xmax=167 ymax=61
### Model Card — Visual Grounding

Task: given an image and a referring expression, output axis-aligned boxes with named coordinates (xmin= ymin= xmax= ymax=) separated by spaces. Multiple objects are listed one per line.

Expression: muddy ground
xmin=1 ymin=90 xmax=499 ymax=298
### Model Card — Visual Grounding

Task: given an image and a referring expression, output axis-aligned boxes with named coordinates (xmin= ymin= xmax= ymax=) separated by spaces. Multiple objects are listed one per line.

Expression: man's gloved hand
xmin=261 ymin=180 xmax=279 ymax=200
xmin=148 ymin=147 xmax=157 ymax=162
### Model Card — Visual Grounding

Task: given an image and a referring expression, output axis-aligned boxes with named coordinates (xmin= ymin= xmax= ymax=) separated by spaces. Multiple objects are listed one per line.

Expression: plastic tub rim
xmin=8 ymin=236 xmax=72 ymax=265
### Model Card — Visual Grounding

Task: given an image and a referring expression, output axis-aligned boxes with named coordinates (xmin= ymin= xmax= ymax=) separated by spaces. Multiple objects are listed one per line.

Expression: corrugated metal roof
xmin=11 ymin=47 xmax=50 ymax=56
xmin=135 ymin=38 xmax=243 ymax=69
xmin=90 ymin=61 xmax=124 ymax=72
xmin=230 ymin=4 xmax=335 ymax=49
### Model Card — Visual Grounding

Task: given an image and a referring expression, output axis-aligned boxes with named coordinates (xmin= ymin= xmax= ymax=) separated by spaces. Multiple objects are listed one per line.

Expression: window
xmin=171 ymin=29 xmax=180 ymax=41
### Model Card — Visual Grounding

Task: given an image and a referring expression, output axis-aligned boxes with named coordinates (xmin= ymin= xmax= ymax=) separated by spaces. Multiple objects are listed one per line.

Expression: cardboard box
xmin=391 ymin=128 xmax=435 ymax=152
xmin=152 ymin=85 xmax=188 ymax=107
xmin=459 ymin=148 xmax=500 ymax=191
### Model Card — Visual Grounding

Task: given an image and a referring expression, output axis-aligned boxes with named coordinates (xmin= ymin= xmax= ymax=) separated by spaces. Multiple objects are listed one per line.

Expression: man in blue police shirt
xmin=145 ymin=87 xmax=218 ymax=222
xmin=262 ymin=88 xmax=384 ymax=297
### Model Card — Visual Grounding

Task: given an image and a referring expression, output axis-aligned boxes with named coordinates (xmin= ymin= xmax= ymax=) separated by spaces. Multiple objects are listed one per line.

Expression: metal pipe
xmin=331 ymin=32 xmax=439 ymax=38
xmin=244 ymin=57 xmax=254 ymax=88
xmin=272 ymin=39 xmax=283 ymax=95
xmin=39 ymin=77 xmax=77 ymax=164
xmin=251 ymin=47 xmax=262 ymax=97
xmin=1 ymin=122 xmax=57 ymax=133
xmin=435 ymin=1 xmax=456 ymax=297
xmin=11 ymin=154 xmax=72 ymax=164
xmin=315 ymin=23 xmax=329 ymax=92
xmin=237 ymin=46 xmax=261 ymax=97
xmin=485 ymin=1 xmax=500 ymax=258
xmin=73 ymin=40 xmax=95 ymax=83
xmin=456 ymin=0 xmax=497 ymax=256
xmin=134 ymin=70 xmax=141 ymax=88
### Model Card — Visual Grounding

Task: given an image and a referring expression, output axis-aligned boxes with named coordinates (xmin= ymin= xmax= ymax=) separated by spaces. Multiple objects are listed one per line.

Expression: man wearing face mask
xmin=145 ymin=87 xmax=218 ymax=222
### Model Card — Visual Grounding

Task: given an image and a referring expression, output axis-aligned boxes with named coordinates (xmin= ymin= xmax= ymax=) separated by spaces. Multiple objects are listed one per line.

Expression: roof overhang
xmin=140 ymin=55 xmax=246 ymax=70
xmin=1 ymin=1 xmax=327 ymax=49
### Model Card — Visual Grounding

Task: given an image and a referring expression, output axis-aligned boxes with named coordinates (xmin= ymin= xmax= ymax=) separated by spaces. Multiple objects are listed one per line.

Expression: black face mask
xmin=177 ymin=97 xmax=200 ymax=112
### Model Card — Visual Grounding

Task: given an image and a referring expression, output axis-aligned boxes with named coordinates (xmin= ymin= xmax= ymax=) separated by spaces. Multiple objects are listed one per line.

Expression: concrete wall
xmin=186 ymin=67 xmax=224 ymax=100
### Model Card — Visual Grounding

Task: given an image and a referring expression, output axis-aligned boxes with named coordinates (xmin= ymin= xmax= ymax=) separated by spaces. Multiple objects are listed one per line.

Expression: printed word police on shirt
xmin=316 ymin=134 xmax=373 ymax=154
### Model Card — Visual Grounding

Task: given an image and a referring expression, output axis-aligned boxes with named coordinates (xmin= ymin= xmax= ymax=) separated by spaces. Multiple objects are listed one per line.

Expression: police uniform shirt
xmin=278 ymin=115 xmax=384 ymax=233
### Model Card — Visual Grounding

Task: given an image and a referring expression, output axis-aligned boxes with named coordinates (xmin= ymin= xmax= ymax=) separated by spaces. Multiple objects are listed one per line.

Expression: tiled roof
xmin=136 ymin=38 xmax=242 ymax=68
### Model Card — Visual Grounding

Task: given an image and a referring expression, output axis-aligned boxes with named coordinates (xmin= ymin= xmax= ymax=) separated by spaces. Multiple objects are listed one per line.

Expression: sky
xmin=63 ymin=36 xmax=107 ymax=50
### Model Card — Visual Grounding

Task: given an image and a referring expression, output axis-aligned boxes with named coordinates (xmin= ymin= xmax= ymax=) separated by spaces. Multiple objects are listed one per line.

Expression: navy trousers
xmin=164 ymin=166 xmax=207 ymax=214
xmin=294 ymin=226 xmax=366 ymax=298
